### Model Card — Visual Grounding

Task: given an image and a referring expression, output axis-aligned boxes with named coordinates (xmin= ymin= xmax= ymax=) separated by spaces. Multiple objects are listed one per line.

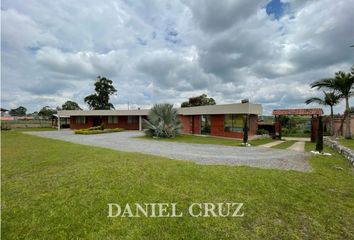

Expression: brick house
xmin=57 ymin=102 xmax=262 ymax=139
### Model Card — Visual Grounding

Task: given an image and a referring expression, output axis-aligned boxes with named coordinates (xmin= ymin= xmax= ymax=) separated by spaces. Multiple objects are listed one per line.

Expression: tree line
xmin=7 ymin=75 xmax=216 ymax=119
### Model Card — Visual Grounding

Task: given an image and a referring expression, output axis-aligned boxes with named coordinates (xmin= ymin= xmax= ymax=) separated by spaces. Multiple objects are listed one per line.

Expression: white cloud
xmin=1 ymin=0 xmax=354 ymax=114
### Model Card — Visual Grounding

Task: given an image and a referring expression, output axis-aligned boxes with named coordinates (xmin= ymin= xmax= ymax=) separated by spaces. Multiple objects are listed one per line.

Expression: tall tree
xmin=61 ymin=100 xmax=82 ymax=110
xmin=310 ymin=70 xmax=354 ymax=139
xmin=9 ymin=106 xmax=27 ymax=116
xmin=181 ymin=94 xmax=216 ymax=107
xmin=305 ymin=91 xmax=341 ymax=135
xmin=84 ymin=76 xmax=117 ymax=110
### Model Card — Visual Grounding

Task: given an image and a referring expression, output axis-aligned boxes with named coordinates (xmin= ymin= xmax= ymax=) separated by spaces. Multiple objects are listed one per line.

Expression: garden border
xmin=324 ymin=137 xmax=354 ymax=166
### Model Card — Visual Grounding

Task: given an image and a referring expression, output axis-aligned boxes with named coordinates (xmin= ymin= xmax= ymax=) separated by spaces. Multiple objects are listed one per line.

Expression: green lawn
xmin=271 ymin=140 xmax=297 ymax=149
xmin=137 ymin=134 xmax=275 ymax=146
xmin=338 ymin=139 xmax=354 ymax=150
xmin=2 ymin=131 xmax=354 ymax=239
xmin=11 ymin=127 xmax=57 ymax=131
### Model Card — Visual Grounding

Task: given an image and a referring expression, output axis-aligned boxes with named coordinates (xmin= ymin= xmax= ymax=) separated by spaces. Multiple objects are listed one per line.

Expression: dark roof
xmin=272 ymin=108 xmax=323 ymax=116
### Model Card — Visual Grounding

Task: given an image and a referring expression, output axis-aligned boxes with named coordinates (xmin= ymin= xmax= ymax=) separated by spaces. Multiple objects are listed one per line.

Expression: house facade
xmin=57 ymin=102 xmax=262 ymax=139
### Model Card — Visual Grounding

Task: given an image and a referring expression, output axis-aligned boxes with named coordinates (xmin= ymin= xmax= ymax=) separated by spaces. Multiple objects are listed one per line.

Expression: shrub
xmin=88 ymin=125 xmax=103 ymax=131
xmin=74 ymin=128 xmax=123 ymax=135
xmin=144 ymin=103 xmax=182 ymax=138
xmin=256 ymin=129 xmax=269 ymax=135
xmin=282 ymin=127 xmax=289 ymax=135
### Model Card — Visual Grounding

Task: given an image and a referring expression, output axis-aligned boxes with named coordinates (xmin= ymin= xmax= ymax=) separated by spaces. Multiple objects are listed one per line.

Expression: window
xmin=128 ymin=116 xmax=138 ymax=124
xmin=224 ymin=115 xmax=243 ymax=132
xmin=108 ymin=116 xmax=118 ymax=124
xmin=75 ymin=116 xmax=86 ymax=124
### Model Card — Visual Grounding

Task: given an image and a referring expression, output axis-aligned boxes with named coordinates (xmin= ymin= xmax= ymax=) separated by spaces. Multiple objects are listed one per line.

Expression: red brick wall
xmin=210 ymin=115 xmax=242 ymax=138
xmin=180 ymin=115 xmax=192 ymax=134
xmin=249 ymin=115 xmax=258 ymax=135
xmin=70 ymin=116 xmax=140 ymax=130
xmin=116 ymin=116 xmax=139 ymax=130
xmin=210 ymin=114 xmax=258 ymax=139
xmin=70 ymin=114 xmax=259 ymax=139
xmin=192 ymin=115 xmax=201 ymax=134
xmin=179 ymin=115 xmax=201 ymax=134
xmin=70 ymin=116 xmax=93 ymax=129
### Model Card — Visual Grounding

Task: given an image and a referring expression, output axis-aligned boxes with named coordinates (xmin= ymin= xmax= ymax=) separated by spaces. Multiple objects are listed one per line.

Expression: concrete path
xmin=287 ymin=141 xmax=305 ymax=152
xmin=258 ymin=141 xmax=284 ymax=148
xmin=26 ymin=130 xmax=311 ymax=172
xmin=283 ymin=137 xmax=310 ymax=142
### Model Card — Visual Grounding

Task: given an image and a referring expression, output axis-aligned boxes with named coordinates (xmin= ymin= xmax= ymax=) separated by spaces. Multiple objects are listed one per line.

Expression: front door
xmin=201 ymin=115 xmax=211 ymax=135
xmin=93 ymin=116 xmax=102 ymax=126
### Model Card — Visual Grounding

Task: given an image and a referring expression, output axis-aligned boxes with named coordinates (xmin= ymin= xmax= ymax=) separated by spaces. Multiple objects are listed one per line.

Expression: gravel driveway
xmin=26 ymin=130 xmax=311 ymax=172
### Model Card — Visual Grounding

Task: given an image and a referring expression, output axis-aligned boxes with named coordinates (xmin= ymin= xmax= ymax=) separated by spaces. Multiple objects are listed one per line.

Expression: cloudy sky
xmin=1 ymin=0 xmax=354 ymax=115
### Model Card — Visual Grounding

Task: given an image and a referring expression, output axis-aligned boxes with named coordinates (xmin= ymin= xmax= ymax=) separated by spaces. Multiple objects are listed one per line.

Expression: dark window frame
xmin=108 ymin=116 xmax=118 ymax=124
xmin=75 ymin=116 xmax=86 ymax=124
xmin=128 ymin=116 xmax=138 ymax=124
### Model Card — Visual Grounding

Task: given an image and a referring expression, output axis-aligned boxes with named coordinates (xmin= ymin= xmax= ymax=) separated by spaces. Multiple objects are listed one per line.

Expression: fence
xmin=1 ymin=119 xmax=52 ymax=129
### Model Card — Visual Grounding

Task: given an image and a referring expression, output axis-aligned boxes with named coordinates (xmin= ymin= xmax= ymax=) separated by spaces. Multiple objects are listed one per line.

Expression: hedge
xmin=74 ymin=128 xmax=124 ymax=135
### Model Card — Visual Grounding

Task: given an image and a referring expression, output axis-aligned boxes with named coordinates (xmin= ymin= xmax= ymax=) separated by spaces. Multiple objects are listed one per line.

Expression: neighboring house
xmin=57 ymin=102 xmax=263 ymax=139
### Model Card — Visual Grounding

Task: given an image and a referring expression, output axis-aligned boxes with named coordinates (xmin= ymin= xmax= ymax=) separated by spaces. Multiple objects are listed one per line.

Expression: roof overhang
xmin=57 ymin=109 xmax=150 ymax=116
xmin=57 ymin=103 xmax=263 ymax=117
xmin=178 ymin=103 xmax=262 ymax=115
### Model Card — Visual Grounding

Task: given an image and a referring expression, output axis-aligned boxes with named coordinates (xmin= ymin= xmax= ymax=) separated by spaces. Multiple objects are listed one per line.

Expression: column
xmin=139 ymin=115 xmax=142 ymax=131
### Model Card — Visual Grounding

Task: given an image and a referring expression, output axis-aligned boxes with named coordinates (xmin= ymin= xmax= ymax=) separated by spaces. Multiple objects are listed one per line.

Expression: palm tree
xmin=144 ymin=104 xmax=182 ymax=138
xmin=305 ymin=91 xmax=341 ymax=135
xmin=310 ymin=71 xmax=354 ymax=138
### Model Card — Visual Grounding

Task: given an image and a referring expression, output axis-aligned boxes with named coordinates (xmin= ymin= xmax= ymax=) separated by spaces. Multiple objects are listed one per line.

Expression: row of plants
xmin=74 ymin=124 xmax=123 ymax=135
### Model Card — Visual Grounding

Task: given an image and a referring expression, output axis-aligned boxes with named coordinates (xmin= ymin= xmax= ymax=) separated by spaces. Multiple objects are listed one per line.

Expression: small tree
xmin=316 ymin=116 xmax=323 ymax=153
xmin=84 ymin=76 xmax=117 ymax=110
xmin=38 ymin=106 xmax=57 ymax=119
xmin=61 ymin=101 xmax=82 ymax=110
xmin=144 ymin=104 xmax=182 ymax=138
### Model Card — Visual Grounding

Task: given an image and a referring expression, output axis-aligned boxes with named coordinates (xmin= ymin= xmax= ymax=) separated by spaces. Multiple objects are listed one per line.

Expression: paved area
xmin=258 ymin=141 xmax=284 ymax=148
xmin=283 ymin=137 xmax=310 ymax=142
xmin=26 ymin=130 xmax=311 ymax=172
xmin=287 ymin=141 xmax=305 ymax=152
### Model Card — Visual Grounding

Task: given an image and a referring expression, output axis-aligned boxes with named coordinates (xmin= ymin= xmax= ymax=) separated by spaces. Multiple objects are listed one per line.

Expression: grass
xmin=271 ymin=140 xmax=297 ymax=149
xmin=137 ymin=134 xmax=275 ymax=147
xmin=2 ymin=131 xmax=354 ymax=239
xmin=338 ymin=139 xmax=354 ymax=150
xmin=11 ymin=127 xmax=57 ymax=132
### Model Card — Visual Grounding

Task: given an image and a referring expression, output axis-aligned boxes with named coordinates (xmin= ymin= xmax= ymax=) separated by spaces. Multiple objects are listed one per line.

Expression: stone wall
xmin=324 ymin=137 xmax=354 ymax=166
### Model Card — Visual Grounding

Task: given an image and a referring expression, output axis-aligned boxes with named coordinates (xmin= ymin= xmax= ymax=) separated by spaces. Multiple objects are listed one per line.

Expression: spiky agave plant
xmin=144 ymin=104 xmax=182 ymax=138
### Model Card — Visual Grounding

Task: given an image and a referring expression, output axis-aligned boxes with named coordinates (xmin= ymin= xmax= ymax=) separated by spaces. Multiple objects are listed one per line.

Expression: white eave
xmin=57 ymin=103 xmax=262 ymax=117
xmin=178 ymin=103 xmax=262 ymax=115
